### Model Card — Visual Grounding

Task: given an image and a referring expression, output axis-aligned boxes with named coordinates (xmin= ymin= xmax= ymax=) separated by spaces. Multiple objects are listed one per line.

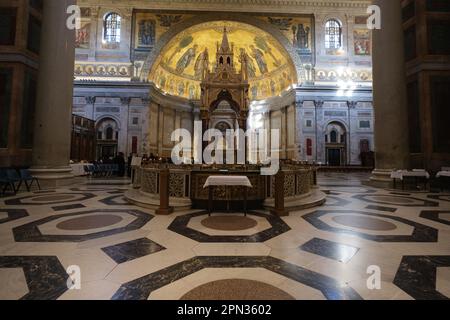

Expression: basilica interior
xmin=0 ymin=0 xmax=449 ymax=302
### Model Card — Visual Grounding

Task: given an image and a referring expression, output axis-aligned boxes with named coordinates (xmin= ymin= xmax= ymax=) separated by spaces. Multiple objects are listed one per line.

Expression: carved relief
xmin=169 ymin=172 xmax=186 ymax=198
xmin=141 ymin=170 xmax=158 ymax=194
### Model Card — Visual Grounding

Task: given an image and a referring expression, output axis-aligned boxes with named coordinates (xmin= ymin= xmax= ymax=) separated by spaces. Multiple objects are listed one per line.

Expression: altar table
xmin=436 ymin=171 xmax=450 ymax=191
xmin=203 ymin=176 xmax=253 ymax=216
xmin=71 ymin=163 xmax=91 ymax=176
xmin=391 ymin=170 xmax=430 ymax=190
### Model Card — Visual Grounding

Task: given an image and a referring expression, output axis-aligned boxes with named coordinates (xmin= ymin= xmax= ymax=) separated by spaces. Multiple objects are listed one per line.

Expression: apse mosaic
xmin=148 ymin=21 xmax=297 ymax=100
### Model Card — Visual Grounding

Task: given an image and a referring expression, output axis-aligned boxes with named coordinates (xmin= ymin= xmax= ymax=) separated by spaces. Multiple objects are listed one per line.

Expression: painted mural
xmin=75 ymin=20 xmax=91 ymax=49
xmin=148 ymin=21 xmax=297 ymax=100
xmin=74 ymin=8 xmax=92 ymax=49
xmin=354 ymin=29 xmax=371 ymax=56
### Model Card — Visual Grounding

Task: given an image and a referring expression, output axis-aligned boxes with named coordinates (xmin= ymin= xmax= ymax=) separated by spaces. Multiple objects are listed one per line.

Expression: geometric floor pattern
xmin=0 ymin=172 xmax=449 ymax=300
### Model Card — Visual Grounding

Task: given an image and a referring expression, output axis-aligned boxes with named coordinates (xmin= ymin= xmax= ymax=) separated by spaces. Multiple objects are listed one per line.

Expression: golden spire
xmin=219 ymin=27 xmax=231 ymax=53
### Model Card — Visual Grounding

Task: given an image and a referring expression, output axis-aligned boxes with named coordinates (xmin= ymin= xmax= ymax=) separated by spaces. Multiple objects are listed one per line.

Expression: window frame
xmin=103 ymin=12 xmax=121 ymax=44
xmin=325 ymin=19 xmax=343 ymax=50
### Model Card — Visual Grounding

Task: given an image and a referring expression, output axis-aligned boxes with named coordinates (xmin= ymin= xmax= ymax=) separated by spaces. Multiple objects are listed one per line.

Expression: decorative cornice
xmin=77 ymin=0 xmax=371 ymax=13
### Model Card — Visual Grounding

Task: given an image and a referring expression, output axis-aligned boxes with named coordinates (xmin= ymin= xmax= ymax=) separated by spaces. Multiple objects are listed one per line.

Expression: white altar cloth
xmin=390 ymin=170 xmax=430 ymax=180
xmin=71 ymin=163 xmax=91 ymax=176
xmin=203 ymin=176 xmax=252 ymax=188
xmin=437 ymin=171 xmax=450 ymax=178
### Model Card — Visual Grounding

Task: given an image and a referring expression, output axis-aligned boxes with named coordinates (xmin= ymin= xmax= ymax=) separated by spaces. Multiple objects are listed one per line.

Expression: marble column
xmin=30 ymin=0 xmax=76 ymax=187
xmin=121 ymin=97 xmax=131 ymax=155
xmin=369 ymin=0 xmax=410 ymax=187
xmin=295 ymin=100 xmax=303 ymax=161
xmin=314 ymin=100 xmax=324 ymax=163
xmin=192 ymin=108 xmax=201 ymax=163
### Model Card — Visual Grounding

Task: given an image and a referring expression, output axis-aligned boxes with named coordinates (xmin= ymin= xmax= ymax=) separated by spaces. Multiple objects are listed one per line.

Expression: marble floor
xmin=0 ymin=172 xmax=449 ymax=300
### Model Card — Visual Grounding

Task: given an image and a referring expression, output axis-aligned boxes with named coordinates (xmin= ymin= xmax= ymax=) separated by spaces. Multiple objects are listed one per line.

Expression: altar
xmin=204 ymin=175 xmax=252 ymax=215
xmin=192 ymin=168 xmax=265 ymax=211
xmin=125 ymin=162 xmax=326 ymax=216
xmin=124 ymin=28 xmax=326 ymax=215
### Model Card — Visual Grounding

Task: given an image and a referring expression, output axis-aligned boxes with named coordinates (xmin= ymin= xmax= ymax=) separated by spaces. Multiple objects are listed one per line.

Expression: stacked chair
xmin=0 ymin=169 xmax=41 ymax=196
xmin=83 ymin=164 xmax=120 ymax=177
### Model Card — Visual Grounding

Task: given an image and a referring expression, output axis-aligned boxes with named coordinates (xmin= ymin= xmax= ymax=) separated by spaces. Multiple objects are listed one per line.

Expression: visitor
xmin=127 ymin=153 xmax=133 ymax=177
xmin=115 ymin=152 xmax=126 ymax=177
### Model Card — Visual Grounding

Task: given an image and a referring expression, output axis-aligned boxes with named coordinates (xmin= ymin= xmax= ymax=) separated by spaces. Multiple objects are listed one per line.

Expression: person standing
xmin=116 ymin=152 xmax=126 ymax=177
xmin=127 ymin=153 xmax=133 ymax=177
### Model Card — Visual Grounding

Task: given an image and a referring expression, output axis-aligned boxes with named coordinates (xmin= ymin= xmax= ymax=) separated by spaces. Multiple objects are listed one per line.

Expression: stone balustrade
xmin=126 ymin=163 xmax=324 ymax=215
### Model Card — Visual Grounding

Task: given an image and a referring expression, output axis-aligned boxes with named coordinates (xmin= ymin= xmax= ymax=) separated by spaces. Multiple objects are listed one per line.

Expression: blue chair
xmin=99 ymin=164 xmax=107 ymax=177
xmin=88 ymin=165 xmax=95 ymax=177
xmin=104 ymin=164 xmax=112 ymax=177
xmin=6 ymin=169 xmax=23 ymax=193
xmin=93 ymin=165 xmax=102 ymax=177
xmin=112 ymin=164 xmax=119 ymax=175
xmin=20 ymin=169 xmax=41 ymax=191
xmin=0 ymin=169 xmax=16 ymax=196
xmin=106 ymin=164 xmax=112 ymax=177
xmin=84 ymin=165 xmax=94 ymax=176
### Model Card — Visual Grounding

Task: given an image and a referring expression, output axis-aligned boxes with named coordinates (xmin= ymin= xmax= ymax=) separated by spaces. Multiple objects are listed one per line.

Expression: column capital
xmin=123 ymin=8 xmax=133 ymax=18
xmin=85 ymin=96 xmax=96 ymax=104
xmin=314 ymin=100 xmax=324 ymax=109
xmin=120 ymin=97 xmax=131 ymax=105
xmin=142 ymin=97 xmax=151 ymax=105
xmin=90 ymin=6 xmax=100 ymax=18
xmin=347 ymin=101 xmax=358 ymax=109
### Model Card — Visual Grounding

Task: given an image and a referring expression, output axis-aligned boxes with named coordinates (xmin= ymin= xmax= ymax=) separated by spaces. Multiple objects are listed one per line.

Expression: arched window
xmin=105 ymin=127 xmax=114 ymax=140
xmin=330 ymin=130 xmax=338 ymax=143
xmin=103 ymin=12 xmax=121 ymax=44
xmin=325 ymin=19 xmax=342 ymax=49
